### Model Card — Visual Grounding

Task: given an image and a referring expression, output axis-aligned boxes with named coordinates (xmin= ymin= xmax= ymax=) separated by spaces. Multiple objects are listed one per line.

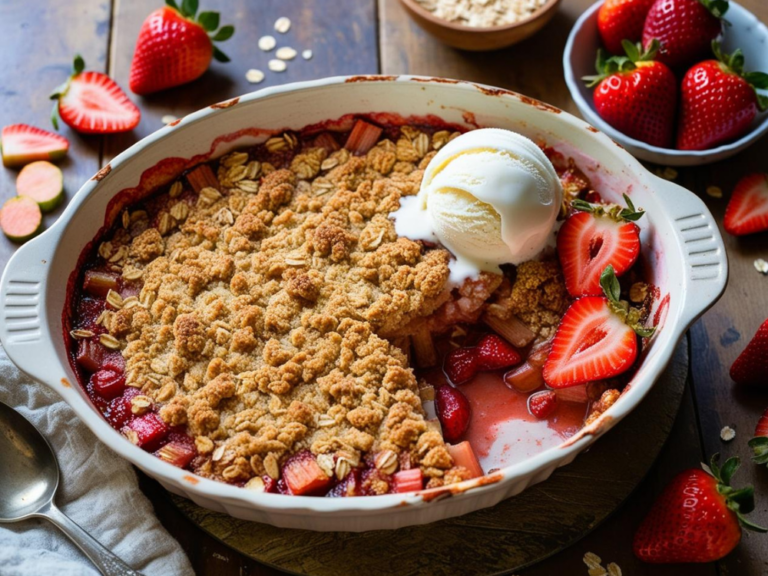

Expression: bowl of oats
xmin=399 ymin=0 xmax=562 ymax=51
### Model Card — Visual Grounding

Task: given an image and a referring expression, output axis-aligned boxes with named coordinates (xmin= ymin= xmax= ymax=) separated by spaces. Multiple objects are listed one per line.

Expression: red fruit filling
xmin=127 ymin=413 xmax=169 ymax=450
xmin=89 ymin=369 xmax=126 ymax=399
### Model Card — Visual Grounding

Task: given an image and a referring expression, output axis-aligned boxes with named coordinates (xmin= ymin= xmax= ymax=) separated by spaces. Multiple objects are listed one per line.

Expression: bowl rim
xmin=563 ymin=0 xmax=768 ymax=159
xmin=399 ymin=0 xmax=562 ymax=33
xmin=0 ymin=74 xmax=726 ymax=518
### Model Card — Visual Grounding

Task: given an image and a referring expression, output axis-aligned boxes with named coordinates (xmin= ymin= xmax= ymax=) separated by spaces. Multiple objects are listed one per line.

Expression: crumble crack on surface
xmin=83 ymin=124 xmax=570 ymax=488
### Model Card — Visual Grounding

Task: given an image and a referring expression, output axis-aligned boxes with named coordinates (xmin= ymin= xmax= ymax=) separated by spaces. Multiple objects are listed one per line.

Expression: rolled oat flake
xmin=258 ymin=35 xmax=276 ymax=51
xmin=274 ymin=16 xmax=291 ymax=33
xmin=268 ymin=59 xmax=287 ymax=72
xmin=302 ymin=49 xmax=313 ymax=60
xmin=246 ymin=69 xmax=265 ymax=84
xmin=276 ymin=47 xmax=297 ymax=60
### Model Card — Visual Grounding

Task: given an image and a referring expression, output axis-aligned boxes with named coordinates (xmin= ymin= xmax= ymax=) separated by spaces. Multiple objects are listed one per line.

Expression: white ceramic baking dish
xmin=0 ymin=76 xmax=727 ymax=532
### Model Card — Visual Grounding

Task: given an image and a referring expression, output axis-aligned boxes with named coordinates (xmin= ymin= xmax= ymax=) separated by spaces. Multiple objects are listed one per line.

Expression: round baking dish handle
xmin=0 ymin=236 xmax=60 ymax=387
xmin=653 ymin=176 xmax=728 ymax=328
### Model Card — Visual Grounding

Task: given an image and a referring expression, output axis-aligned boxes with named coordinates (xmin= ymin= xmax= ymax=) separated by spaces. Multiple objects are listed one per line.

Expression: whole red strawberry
xmin=642 ymin=0 xmax=727 ymax=69
xmin=598 ymin=0 xmax=656 ymax=55
xmin=677 ymin=44 xmax=768 ymax=150
xmin=584 ymin=40 xmax=677 ymax=148
xmin=724 ymin=173 xmax=768 ymax=236
xmin=129 ymin=1 xmax=235 ymax=96
xmin=730 ymin=318 xmax=768 ymax=386
xmin=444 ymin=347 xmax=478 ymax=385
xmin=435 ymin=385 xmax=471 ymax=442
xmin=475 ymin=334 xmax=521 ymax=370
xmin=634 ymin=455 xmax=766 ymax=563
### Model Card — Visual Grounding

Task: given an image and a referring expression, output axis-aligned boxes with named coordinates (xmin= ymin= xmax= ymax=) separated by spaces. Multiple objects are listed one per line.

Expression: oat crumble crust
xmin=93 ymin=126 xmax=567 ymax=487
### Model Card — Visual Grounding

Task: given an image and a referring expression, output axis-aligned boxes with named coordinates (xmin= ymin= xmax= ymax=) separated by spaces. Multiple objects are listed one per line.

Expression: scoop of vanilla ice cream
xmin=393 ymin=128 xmax=563 ymax=283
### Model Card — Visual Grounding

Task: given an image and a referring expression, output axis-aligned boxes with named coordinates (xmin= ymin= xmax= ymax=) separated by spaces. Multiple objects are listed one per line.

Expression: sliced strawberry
xmin=750 ymin=407 xmax=768 ymax=466
xmin=730 ymin=318 xmax=768 ymax=386
xmin=558 ymin=195 xmax=643 ymax=297
xmin=391 ymin=468 xmax=425 ymax=493
xmin=282 ymin=451 xmax=331 ymax=496
xmin=543 ymin=266 xmax=653 ymax=388
xmin=444 ymin=347 xmax=478 ymax=385
xmin=528 ymin=390 xmax=558 ymax=419
xmin=475 ymin=334 xmax=521 ymax=370
xmin=435 ymin=385 xmax=471 ymax=442
xmin=51 ymin=56 xmax=140 ymax=134
xmin=1 ymin=124 xmax=69 ymax=167
xmin=724 ymin=174 xmax=768 ymax=236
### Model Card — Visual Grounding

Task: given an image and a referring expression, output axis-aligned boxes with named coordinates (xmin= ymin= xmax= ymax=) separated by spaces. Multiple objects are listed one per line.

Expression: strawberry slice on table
xmin=677 ymin=43 xmax=768 ymax=151
xmin=634 ymin=455 xmax=766 ymax=563
xmin=724 ymin=173 xmax=768 ymax=236
xmin=543 ymin=266 xmax=654 ymax=388
xmin=1 ymin=124 xmax=69 ymax=167
xmin=598 ymin=0 xmax=656 ymax=55
xmin=557 ymin=193 xmax=644 ymax=297
xmin=129 ymin=0 xmax=235 ymax=96
xmin=730 ymin=317 xmax=768 ymax=386
xmin=50 ymin=55 xmax=140 ymax=134
xmin=583 ymin=40 xmax=677 ymax=148
xmin=749 ymin=407 xmax=768 ymax=466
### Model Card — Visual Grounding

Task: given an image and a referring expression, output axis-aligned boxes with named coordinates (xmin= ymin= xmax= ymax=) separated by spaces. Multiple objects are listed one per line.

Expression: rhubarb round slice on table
xmin=0 ymin=196 xmax=43 ymax=243
xmin=16 ymin=160 xmax=64 ymax=212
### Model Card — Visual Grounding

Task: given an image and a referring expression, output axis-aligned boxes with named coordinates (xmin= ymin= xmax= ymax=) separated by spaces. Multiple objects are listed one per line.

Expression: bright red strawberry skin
xmin=557 ymin=211 xmax=641 ymax=297
xmin=642 ymin=0 xmax=722 ymax=69
xmin=435 ymin=385 xmax=471 ymax=442
xmin=475 ymin=334 xmax=521 ymax=370
xmin=598 ymin=0 xmax=656 ymax=54
xmin=634 ymin=469 xmax=741 ymax=563
xmin=724 ymin=174 xmax=768 ymax=236
xmin=755 ymin=407 xmax=768 ymax=437
xmin=129 ymin=7 xmax=213 ymax=95
xmin=528 ymin=391 xmax=558 ymax=419
xmin=58 ymin=72 xmax=140 ymax=134
xmin=593 ymin=61 xmax=677 ymax=147
xmin=444 ymin=348 xmax=478 ymax=385
xmin=730 ymin=318 xmax=768 ymax=386
xmin=543 ymin=296 xmax=638 ymax=388
xmin=677 ymin=60 xmax=758 ymax=151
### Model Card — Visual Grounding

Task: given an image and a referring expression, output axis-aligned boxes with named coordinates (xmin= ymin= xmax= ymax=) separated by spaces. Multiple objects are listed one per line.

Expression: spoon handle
xmin=39 ymin=503 xmax=144 ymax=576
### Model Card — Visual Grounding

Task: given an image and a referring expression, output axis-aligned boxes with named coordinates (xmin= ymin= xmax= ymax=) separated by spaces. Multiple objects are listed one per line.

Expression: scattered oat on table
xmin=302 ymin=49 xmax=313 ymax=60
xmin=414 ymin=0 xmax=548 ymax=27
xmin=161 ymin=115 xmax=178 ymax=125
xmin=258 ymin=35 xmax=276 ymax=51
xmin=274 ymin=16 xmax=291 ymax=33
xmin=754 ymin=258 xmax=768 ymax=275
xmin=656 ymin=166 xmax=678 ymax=180
xmin=721 ymin=426 xmax=736 ymax=442
xmin=245 ymin=69 xmax=265 ymax=84
xmin=606 ymin=563 xmax=622 ymax=576
xmin=706 ymin=185 xmax=723 ymax=198
xmin=276 ymin=46 xmax=297 ymax=60
xmin=583 ymin=552 xmax=621 ymax=576
xmin=268 ymin=59 xmax=287 ymax=72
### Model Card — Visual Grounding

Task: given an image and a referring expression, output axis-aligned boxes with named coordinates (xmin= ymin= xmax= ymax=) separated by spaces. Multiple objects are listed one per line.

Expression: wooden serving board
xmin=170 ymin=339 xmax=688 ymax=576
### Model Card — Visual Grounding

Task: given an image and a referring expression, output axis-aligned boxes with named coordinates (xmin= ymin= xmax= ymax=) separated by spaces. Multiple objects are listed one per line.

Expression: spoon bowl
xmin=0 ymin=401 xmax=142 ymax=575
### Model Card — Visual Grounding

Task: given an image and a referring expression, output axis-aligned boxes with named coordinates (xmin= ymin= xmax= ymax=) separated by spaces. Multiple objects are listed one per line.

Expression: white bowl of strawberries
xmin=564 ymin=0 xmax=768 ymax=166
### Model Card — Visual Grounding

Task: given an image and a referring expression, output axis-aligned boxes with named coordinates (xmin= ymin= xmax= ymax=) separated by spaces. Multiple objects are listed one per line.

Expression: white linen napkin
xmin=0 ymin=346 xmax=194 ymax=576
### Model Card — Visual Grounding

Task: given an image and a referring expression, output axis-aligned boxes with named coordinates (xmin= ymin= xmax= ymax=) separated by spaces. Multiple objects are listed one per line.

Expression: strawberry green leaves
xmin=601 ymin=265 xmax=656 ymax=338
xmin=165 ymin=0 xmax=235 ymax=62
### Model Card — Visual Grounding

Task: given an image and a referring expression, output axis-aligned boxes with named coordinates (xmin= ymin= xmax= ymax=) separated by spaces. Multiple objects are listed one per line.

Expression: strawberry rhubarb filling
xmin=67 ymin=118 xmax=656 ymax=496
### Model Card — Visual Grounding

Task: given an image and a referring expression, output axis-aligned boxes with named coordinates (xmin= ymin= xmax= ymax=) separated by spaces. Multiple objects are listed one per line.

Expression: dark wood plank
xmin=104 ymin=0 xmax=379 ymax=162
xmin=0 ymin=0 xmax=110 ymax=266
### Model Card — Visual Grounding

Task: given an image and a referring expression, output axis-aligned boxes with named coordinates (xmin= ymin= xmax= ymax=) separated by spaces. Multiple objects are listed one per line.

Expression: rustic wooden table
xmin=1 ymin=0 xmax=767 ymax=574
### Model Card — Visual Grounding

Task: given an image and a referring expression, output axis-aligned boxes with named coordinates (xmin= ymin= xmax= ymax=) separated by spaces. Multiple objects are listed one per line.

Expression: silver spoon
xmin=0 ymin=401 xmax=143 ymax=576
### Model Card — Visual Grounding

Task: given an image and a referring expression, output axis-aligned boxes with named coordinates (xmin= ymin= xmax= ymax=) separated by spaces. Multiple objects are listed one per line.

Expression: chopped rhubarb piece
xmin=83 ymin=270 xmax=119 ymax=297
xmin=504 ymin=362 xmax=544 ymax=393
xmin=186 ymin=163 xmax=220 ymax=193
xmin=326 ymin=468 xmax=362 ymax=498
xmin=527 ymin=338 xmax=553 ymax=368
xmin=128 ymin=413 xmax=169 ymax=450
xmin=344 ymin=119 xmax=382 ymax=155
xmin=392 ymin=468 xmax=424 ymax=493
xmin=76 ymin=339 xmax=106 ymax=373
xmin=412 ymin=325 xmax=438 ymax=368
xmin=282 ymin=450 xmax=331 ymax=496
xmin=553 ymin=384 xmax=589 ymax=404
xmin=447 ymin=441 xmax=483 ymax=479
xmin=89 ymin=369 xmax=126 ymax=399
xmin=155 ymin=441 xmax=196 ymax=468
xmin=313 ymin=131 xmax=341 ymax=152
xmin=483 ymin=313 xmax=536 ymax=348
xmin=106 ymin=394 xmax=131 ymax=428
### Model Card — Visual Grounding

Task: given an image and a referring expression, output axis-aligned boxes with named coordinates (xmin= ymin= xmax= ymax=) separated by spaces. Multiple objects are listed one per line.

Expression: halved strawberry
xmin=724 ymin=174 xmax=768 ymax=236
xmin=528 ymin=390 xmax=558 ymax=419
xmin=50 ymin=56 xmax=140 ymax=134
xmin=475 ymin=334 xmax=521 ymax=370
xmin=749 ymin=407 xmax=768 ymax=466
xmin=435 ymin=385 xmax=471 ymax=442
xmin=444 ymin=347 xmax=478 ymax=385
xmin=543 ymin=266 xmax=654 ymax=388
xmin=558 ymin=194 xmax=643 ymax=297
xmin=1 ymin=124 xmax=69 ymax=167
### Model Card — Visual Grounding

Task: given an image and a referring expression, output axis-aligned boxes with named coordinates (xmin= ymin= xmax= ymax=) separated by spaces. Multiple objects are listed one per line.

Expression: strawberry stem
xmin=165 ymin=0 xmax=235 ymax=63
xmin=582 ymin=40 xmax=661 ymax=88
xmin=748 ymin=436 xmax=768 ymax=465
xmin=712 ymin=41 xmax=768 ymax=111
xmin=699 ymin=0 xmax=729 ymax=19
xmin=49 ymin=55 xmax=87 ymax=131
xmin=571 ymin=193 xmax=644 ymax=223
xmin=600 ymin=266 xmax=656 ymax=338
xmin=704 ymin=454 xmax=768 ymax=533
